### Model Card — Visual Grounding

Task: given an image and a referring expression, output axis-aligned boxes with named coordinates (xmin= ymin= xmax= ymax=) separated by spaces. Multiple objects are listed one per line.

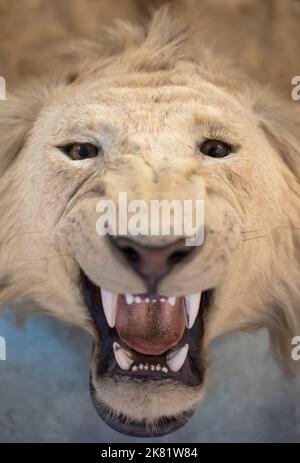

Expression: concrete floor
xmin=0 ymin=309 xmax=299 ymax=443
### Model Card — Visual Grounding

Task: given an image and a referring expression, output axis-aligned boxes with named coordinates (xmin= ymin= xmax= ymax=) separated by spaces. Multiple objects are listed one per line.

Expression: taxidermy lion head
xmin=0 ymin=6 xmax=299 ymax=437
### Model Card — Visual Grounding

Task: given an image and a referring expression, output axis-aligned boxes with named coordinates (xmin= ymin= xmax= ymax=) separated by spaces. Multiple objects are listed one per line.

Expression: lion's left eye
xmin=199 ymin=139 xmax=232 ymax=158
xmin=60 ymin=143 xmax=101 ymax=160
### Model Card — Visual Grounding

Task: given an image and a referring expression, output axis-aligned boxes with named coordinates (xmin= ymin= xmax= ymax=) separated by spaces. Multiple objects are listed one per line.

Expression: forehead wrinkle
xmin=193 ymin=107 xmax=235 ymax=143
xmin=126 ymin=106 xmax=168 ymax=138
xmin=86 ymin=83 xmax=202 ymax=105
xmin=193 ymin=107 xmax=245 ymax=147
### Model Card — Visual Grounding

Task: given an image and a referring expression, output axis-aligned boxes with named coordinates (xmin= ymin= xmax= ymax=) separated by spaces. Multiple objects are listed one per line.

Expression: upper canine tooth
xmin=166 ymin=344 xmax=189 ymax=372
xmin=167 ymin=297 xmax=176 ymax=305
xmin=113 ymin=342 xmax=134 ymax=370
xmin=101 ymin=289 xmax=117 ymax=328
xmin=185 ymin=293 xmax=202 ymax=329
xmin=125 ymin=294 xmax=134 ymax=304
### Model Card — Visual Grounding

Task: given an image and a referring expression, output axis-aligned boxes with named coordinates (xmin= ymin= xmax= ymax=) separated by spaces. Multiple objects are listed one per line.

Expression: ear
xmin=250 ymin=90 xmax=300 ymax=373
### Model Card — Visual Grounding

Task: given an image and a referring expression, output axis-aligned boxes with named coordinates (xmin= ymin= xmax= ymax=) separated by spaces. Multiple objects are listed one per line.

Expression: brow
xmin=195 ymin=111 xmax=226 ymax=137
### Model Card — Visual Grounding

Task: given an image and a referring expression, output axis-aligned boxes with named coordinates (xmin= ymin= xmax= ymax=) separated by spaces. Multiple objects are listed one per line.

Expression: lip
xmin=90 ymin=381 xmax=195 ymax=437
xmin=81 ymin=270 xmax=212 ymax=385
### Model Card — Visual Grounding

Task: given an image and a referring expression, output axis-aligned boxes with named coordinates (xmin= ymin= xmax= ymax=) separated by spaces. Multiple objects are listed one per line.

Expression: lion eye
xmin=200 ymin=139 xmax=232 ymax=158
xmin=61 ymin=143 xmax=101 ymax=160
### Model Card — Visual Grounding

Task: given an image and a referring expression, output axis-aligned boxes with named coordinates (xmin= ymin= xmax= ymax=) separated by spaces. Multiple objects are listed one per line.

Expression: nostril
xmin=109 ymin=236 xmax=197 ymax=292
xmin=168 ymin=250 xmax=191 ymax=266
xmin=120 ymin=246 xmax=140 ymax=264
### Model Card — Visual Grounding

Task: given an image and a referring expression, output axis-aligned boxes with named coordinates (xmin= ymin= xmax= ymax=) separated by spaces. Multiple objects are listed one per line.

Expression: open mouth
xmin=81 ymin=271 xmax=214 ymax=437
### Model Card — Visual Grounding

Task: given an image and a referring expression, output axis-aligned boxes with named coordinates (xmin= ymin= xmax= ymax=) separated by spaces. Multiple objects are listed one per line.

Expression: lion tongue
xmin=115 ymin=296 xmax=186 ymax=356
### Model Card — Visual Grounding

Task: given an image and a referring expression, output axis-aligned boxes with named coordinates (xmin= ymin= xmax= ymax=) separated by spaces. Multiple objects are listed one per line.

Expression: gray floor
xmin=0 ymin=309 xmax=299 ymax=443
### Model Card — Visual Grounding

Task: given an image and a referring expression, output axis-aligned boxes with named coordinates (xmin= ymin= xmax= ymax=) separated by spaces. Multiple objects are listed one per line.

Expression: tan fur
xmin=0 ymin=0 xmax=299 ymax=423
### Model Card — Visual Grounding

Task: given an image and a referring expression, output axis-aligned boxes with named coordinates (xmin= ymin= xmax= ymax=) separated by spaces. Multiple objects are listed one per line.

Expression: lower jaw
xmin=81 ymin=271 xmax=214 ymax=436
xmin=88 ymin=341 xmax=207 ymax=438
xmin=90 ymin=380 xmax=196 ymax=437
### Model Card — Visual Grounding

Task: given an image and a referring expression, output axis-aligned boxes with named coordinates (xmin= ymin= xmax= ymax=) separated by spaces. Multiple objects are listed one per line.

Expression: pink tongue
xmin=115 ymin=296 xmax=186 ymax=355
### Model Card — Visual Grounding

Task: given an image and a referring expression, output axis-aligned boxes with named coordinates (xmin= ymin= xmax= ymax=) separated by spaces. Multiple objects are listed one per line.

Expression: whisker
xmin=18 ymin=253 xmax=74 ymax=263
xmin=0 ymin=230 xmax=67 ymax=246
xmin=241 ymin=226 xmax=300 ymax=235
xmin=241 ymin=234 xmax=269 ymax=242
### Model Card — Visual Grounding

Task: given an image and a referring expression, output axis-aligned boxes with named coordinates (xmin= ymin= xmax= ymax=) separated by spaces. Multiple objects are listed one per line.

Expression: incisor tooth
xmin=101 ymin=289 xmax=117 ymax=328
xmin=126 ymin=294 xmax=134 ymax=304
xmin=113 ymin=342 xmax=134 ymax=370
xmin=166 ymin=344 xmax=189 ymax=372
xmin=167 ymin=296 xmax=176 ymax=305
xmin=185 ymin=293 xmax=202 ymax=329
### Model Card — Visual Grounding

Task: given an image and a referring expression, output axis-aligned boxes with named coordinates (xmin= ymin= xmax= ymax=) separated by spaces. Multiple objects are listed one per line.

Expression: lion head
xmin=0 ymin=8 xmax=299 ymax=437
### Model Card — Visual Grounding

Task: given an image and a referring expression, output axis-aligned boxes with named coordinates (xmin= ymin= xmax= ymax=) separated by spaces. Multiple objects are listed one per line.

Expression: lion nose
xmin=110 ymin=237 xmax=195 ymax=291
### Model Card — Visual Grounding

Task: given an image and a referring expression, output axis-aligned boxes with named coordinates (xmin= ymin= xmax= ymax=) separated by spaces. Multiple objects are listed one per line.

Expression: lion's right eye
xmin=60 ymin=143 xmax=101 ymax=161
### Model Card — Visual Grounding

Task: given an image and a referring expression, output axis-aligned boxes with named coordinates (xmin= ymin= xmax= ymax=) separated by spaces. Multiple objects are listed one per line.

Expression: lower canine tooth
xmin=113 ymin=342 xmax=134 ymax=370
xmin=185 ymin=293 xmax=202 ymax=328
xmin=101 ymin=289 xmax=117 ymax=328
xmin=166 ymin=344 xmax=189 ymax=372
